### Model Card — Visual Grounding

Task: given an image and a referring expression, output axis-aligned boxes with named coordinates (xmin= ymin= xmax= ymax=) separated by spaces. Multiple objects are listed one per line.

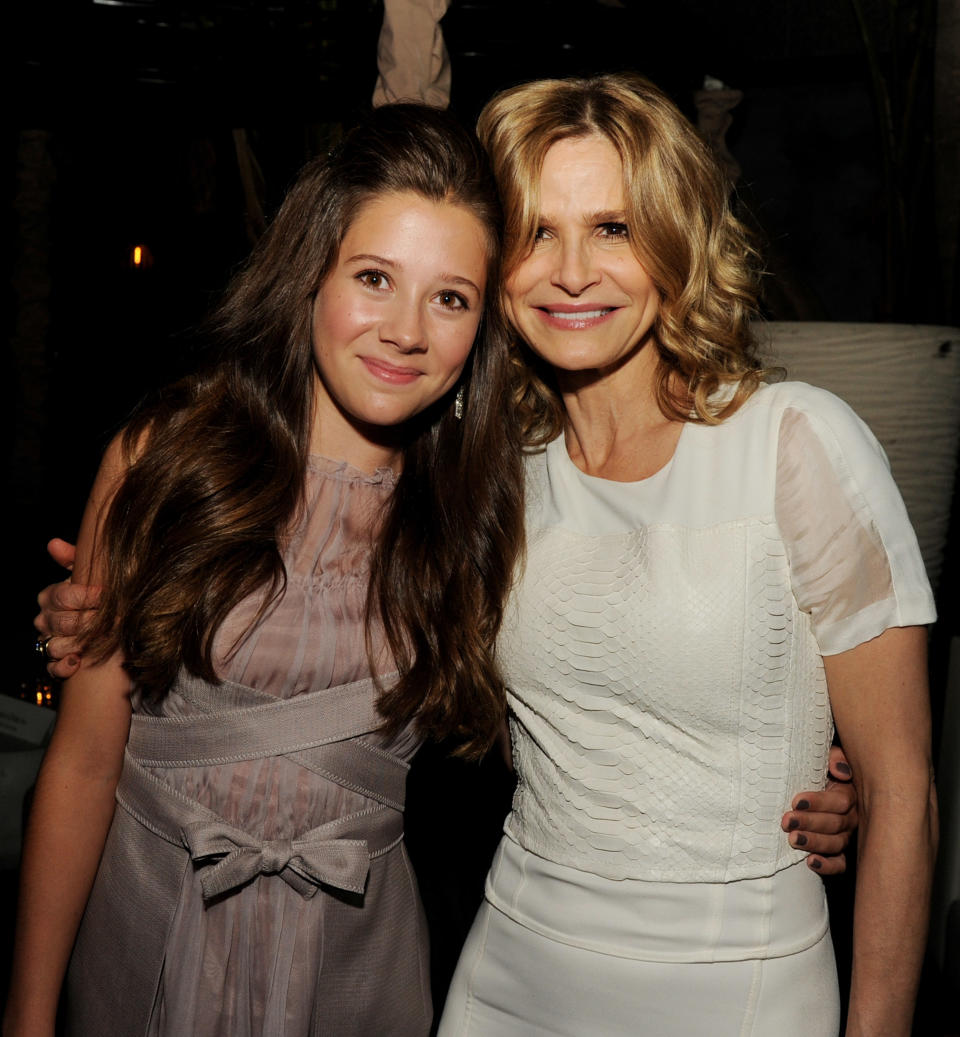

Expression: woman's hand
xmin=34 ymin=539 xmax=97 ymax=680
xmin=780 ymin=745 xmax=858 ymax=875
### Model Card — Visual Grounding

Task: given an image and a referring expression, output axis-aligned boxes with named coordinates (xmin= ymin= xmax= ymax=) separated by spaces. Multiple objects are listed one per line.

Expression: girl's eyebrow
xmin=344 ymin=252 xmax=397 ymax=267
xmin=346 ymin=253 xmax=480 ymax=294
xmin=439 ymin=274 xmax=482 ymax=293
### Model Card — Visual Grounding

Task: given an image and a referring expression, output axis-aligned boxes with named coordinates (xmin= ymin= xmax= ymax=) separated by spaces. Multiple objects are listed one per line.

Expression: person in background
xmin=373 ymin=0 xmax=451 ymax=108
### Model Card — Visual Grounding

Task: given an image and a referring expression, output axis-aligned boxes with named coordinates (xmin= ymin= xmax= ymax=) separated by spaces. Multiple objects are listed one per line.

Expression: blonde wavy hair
xmin=477 ymin=73 xmax=767 ymax=445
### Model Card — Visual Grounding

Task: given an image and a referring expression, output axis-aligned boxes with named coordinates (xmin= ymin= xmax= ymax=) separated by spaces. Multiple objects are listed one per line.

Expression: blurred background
xmin=6 ymin=0 xmax=960 ymax=1032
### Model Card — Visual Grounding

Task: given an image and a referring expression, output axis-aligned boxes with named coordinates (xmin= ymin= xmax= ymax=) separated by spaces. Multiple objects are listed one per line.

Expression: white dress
xmin=439 ymin=381 xmax=935 ymax=1036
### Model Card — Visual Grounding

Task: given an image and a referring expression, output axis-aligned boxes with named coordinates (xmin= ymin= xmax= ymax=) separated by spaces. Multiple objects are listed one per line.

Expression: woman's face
xmin=503 ymin=135 xmax=660 ymax=382
xmin=311 ymin=191 xmax=488 ymax=451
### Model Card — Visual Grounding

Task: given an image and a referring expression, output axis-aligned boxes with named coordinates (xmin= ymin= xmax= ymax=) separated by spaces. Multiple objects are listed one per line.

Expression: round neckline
xmin=549 ymin=421 xmax=688 ymax=488
xmin=307 ymin=453 xmax=398 ymax=487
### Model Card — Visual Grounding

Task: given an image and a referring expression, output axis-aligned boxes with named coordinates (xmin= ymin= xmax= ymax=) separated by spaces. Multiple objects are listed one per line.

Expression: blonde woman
xmin=439 ymin=74 xmax=937 ymax=1036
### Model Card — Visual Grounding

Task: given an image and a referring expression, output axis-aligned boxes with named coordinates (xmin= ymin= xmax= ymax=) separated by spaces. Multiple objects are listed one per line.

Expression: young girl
xmin=5 ymin=103 xmax=524 ymax=1037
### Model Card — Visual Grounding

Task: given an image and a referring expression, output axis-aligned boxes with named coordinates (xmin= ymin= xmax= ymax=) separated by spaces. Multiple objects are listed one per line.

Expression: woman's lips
xmin=535 ymin=304 xmax=617 ymax=330
xmin=361 ymin=357 xmax=423 ymax=384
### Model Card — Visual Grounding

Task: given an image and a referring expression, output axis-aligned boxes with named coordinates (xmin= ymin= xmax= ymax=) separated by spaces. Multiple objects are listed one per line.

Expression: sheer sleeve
xmin=775 ymin=392 xmax=936 ymax=655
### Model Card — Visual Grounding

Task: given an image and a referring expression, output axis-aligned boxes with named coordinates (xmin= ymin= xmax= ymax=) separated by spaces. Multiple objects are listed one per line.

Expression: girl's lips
xmin=361 ymin=356 xmax=423 ymax=385
xmin=535 ymin=305 xmax=617 ymax=330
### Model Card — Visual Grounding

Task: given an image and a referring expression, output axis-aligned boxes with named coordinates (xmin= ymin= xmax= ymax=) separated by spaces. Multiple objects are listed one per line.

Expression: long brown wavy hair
xmin=84 ymin=104 xmax=524 ymax=757
xmin=477 ymin=73 xmax=768 ymax=446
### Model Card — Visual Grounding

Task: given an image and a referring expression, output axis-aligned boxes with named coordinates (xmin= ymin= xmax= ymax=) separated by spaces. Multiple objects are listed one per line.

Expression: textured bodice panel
xmin=501 ymin=382 xmax=934 ymax=883
xmin=501 ymin=519 xmax=829 ymax=881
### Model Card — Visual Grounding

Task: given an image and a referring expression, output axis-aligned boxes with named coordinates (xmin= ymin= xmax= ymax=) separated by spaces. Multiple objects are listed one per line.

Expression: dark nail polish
xmin=788 ymin=817 xmax=799 ymax=830
xmin=836 ymin=762 xmax=851 ymax=776
xmin=796 ymin=799 xmax=810 ymax=811
xmin=810 ymin=858 xmax=822 ymax=870
xmin=795 ymin=834 xmax=807 ymax=847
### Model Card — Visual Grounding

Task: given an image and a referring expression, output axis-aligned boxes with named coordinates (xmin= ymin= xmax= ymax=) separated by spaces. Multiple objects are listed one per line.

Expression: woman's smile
xmin=534 ymin=303 xmax=619 ymax=330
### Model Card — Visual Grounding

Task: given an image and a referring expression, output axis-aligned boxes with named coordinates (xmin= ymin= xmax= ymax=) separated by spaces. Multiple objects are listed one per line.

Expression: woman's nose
xmin=552 ymin=240 xmax=600 ymax=296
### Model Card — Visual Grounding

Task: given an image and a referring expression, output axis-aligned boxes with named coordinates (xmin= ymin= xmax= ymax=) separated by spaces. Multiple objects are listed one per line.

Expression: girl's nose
xmin=380 ymin=299 xmax=426 ymax=353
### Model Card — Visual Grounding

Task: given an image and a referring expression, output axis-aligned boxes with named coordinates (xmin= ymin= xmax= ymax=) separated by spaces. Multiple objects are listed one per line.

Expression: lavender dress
xmin=67 ymin=457 xmax=431 ymax=1037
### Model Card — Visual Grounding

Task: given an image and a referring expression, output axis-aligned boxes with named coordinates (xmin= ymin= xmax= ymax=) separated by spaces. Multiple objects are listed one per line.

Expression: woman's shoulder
xmin=688 ymin=380 xmax=864 ymax=450
xmin=729 ymin=380 xmax=878 ymax=455
xmin=742 ymin=379 xmax=861 ymax=423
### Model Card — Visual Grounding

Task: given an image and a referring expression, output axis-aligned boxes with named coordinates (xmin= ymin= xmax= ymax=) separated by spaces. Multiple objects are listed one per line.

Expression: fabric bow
xmin=182 ymin=819 xmax=370 ymax=901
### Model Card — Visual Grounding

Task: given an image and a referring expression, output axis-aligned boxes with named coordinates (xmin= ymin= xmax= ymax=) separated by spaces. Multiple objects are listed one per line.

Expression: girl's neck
xmin=309 ymin=422 xmax=403 ymax=476
xmin=308 ymin=381 xmax=404 ymax=476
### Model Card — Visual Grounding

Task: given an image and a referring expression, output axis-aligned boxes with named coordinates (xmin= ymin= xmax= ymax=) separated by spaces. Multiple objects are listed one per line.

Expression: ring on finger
xmin=34 ymin=635 xmax=53 ymax=660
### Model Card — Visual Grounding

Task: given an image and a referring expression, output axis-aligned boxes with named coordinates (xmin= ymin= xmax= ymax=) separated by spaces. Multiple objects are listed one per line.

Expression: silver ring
xmin=34 ymin=636 xmax=52 ymax=660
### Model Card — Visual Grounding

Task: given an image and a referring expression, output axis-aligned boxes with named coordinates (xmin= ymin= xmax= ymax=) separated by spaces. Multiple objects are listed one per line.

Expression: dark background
xmin=6 ymin=0 xmax=959 ymax=1033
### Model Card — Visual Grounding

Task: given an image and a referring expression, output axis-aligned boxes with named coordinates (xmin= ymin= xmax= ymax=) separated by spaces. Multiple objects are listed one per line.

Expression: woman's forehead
xmin=534 ymin=136 xmax=626 ymax=213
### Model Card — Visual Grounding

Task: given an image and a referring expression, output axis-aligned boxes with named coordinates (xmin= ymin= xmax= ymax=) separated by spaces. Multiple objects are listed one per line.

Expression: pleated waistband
xmin=129 ymin=671 xmax=388 ymax=765
xmin=484 ymin=835 xmax=830 ymax=963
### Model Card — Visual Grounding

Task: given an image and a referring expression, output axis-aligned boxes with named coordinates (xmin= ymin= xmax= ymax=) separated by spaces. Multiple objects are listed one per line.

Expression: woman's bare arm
xmin=825 ymin=625 xmax=937 ymax=1037
xmin=4 ymin=440 xmax=134 ymax=1037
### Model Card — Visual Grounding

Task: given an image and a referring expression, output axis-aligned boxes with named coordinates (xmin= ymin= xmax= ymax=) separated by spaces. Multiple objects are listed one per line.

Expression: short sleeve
xmin=774 ymin=391 xmax=936 ymax=655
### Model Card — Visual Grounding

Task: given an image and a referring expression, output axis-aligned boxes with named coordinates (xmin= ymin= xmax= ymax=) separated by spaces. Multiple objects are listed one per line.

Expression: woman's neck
xmin=557 ymin=349 xmax=684 ymax=482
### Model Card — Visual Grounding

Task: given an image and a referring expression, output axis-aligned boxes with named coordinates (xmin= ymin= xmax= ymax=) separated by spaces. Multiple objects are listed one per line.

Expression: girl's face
xmin=503 ymin=135 xmax=660 ymax=383
xmin=310 ymin=190 xmax=488 ymax=462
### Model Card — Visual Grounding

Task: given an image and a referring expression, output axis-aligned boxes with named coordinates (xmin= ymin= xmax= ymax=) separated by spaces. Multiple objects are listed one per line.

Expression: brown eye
xmin=437 ymin=290 xmax=469 ymax=311
xmin=358 ymin=270 xmax=390 ymax=289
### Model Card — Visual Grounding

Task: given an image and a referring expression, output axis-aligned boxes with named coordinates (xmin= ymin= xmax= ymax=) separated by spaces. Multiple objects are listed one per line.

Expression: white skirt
xmin=438 ymin=902 xmax=839 ymax=1036
xmin=438 ymin=839 xmax=840 ymax=1036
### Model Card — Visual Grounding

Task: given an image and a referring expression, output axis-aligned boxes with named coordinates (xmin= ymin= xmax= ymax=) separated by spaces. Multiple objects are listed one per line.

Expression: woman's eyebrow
xmin=534 ymin=209 xmax=627 ymax=226
xmin=586 ymin=209 xmax=627 ymax=224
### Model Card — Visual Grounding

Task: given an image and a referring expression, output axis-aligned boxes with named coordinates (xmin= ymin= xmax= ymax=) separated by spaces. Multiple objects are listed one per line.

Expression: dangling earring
xmin=454 ymin=384 xmax=465 ymax=420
